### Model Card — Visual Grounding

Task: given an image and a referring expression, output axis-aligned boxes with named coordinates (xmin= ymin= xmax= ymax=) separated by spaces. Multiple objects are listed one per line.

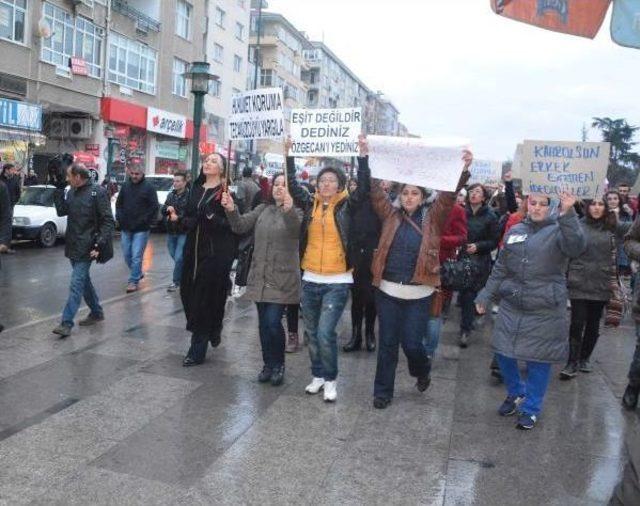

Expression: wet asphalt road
xmin=0 ymin=233 xmax=174 ymax=330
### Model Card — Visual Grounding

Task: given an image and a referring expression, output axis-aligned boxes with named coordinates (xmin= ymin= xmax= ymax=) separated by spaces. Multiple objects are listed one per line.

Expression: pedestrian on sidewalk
xmin=560 ymin=197 xmax=629 ymax=380
xmin=343 ymin=174 xmax=381 ymax=353
xmin=621 ymin=216 xmax=640 ymax=410
xmin=365 ymin=139 xmax=472 ymax=409
xmin=162 ymin=171 xmax=189 ymax=292
xmin=0 ymin=177 xmax=11 ymax=333
xmin=51 ymin=164 xmax=115 ymax=338
xmin=285 ymin=136 xmax=369 ymax=403
xmin=458 ymin=184 xmax=500 ymax=348
xmin=180 ymin=153 xmax=237 ymax=366
xmin=475 ymin=193 xmax=586 ymax=430
xmin=222 ymin=172 xmax=302 ymax=386
xmin=0 ymin=163 xmax=21 ymax=254
xmin=234 ymin=166 xmax=260 ymax=213
xmin=115 ymin=164 xmax=158 ymax=293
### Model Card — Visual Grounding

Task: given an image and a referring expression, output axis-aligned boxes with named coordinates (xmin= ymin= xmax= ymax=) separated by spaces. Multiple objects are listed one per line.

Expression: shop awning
xmin=0 ymin=127 xmax=46 ymax=144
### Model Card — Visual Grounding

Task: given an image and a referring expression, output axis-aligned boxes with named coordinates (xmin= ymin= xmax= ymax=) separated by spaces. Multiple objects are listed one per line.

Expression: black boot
xmin=209 ymin=328 xmax=222 ymax=348
xmin=622 ymin=384 xmax=639 ymax=410
xmin=343 ymin=324 xmax=362 ymax=352
xmin=365 ymin=326 xmax=376 ymax=352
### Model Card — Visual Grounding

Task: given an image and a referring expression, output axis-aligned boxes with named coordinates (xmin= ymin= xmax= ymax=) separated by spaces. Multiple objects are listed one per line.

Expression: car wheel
xmin=38 ymin=223 xmax=57 ymax=248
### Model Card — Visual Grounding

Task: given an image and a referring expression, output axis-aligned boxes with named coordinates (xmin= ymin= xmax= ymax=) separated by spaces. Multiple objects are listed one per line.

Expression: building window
xmin=215 ymin=7 xmax=225 ymax=28
xmin=259 ymin=69 xmax=273 ymax=87
xmin=41 ymin=3 xmax=103 ymax=78
xmin=108 ymin=32 xmax=157 ymax=94
xmin=172 ymin=58 xmax=187 ymax=97
xmin=235 ymin=22 xmax=244 ymax=41
xmin=176 ymin=0 xmax=192 ymax=39
xmin=210 ymin=79 xmax=221 ymax=97
xmin=213 ymin=43 xmax=223 ymax=63
xmin=0 ymin=0 xmax=26 ymax=44
xmin=233 ymin=54 xmax=242 ymax=73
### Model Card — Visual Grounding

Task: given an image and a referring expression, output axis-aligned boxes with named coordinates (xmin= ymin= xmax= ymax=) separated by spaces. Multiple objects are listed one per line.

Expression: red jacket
xmin=439 ymin=204 xmax=467 ymax=262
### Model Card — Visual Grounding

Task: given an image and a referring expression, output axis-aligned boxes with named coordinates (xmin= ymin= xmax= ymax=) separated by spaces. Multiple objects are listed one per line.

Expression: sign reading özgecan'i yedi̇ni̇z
xmin=289 ymin=108 xmax=362 ymax=157
xmin=228 ymin=88 xmax=285 ymax=141
xmin=521 ymin=140 xmax=611 ymax=199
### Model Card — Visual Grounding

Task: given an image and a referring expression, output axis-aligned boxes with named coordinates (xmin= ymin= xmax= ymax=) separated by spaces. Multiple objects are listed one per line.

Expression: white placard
xmin=147 ymin=107 xmax=186 ymax=138
xmin=289 ymin=107 xmax=361 ymax=156
xmin=521 ymin=140 xmax=610 ymax=198
xmin=469 ymin=159 xmax=502 ymax=185
xmin=368 ymin=135 xmax=465 ymax=192
xmin=228 ymin=88 xmax=285 ymax=141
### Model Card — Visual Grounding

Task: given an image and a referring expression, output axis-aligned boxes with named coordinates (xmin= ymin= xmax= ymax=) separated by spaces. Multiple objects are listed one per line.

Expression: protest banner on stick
xmin=521 ymin=140 xmax=610 ymax=199
xmin=368 ymin=135 xmax=465 ymax=192
xmin=228 ymin=88 xmax=285 ymax=141
xmin=289 ymin=108 xmax=361 ymax=157
xmin=469 ymin=159 xmax=503 ymax=185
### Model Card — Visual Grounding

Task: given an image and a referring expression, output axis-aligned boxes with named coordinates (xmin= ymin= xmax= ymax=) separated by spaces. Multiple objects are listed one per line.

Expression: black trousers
xmin=569 ymin=299 xmax=607 ymax=364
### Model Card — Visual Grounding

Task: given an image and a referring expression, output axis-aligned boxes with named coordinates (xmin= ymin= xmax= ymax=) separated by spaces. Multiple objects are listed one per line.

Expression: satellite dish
xmin=37 ymin=18 xmax=52 ymax=39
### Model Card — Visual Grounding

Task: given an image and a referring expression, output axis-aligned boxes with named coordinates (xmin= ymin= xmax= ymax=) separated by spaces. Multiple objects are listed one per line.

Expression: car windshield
xmin=18 ymin=187 xmax=56 ymax=207
xmin=146 ymin=177 xmax=174 ymax=191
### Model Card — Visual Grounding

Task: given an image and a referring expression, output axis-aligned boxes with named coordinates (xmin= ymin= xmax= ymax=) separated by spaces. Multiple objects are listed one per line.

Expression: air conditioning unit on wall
xmin=47 ymin=118 xmax=69 ymax=139
xmin=68 ymin=118 xmax=93 ymax=139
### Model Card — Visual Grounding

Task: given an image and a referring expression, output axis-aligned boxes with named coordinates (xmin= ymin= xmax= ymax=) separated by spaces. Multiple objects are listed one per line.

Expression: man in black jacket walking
xmin=0 ymin=163 xmax=21 ymax=254
xmin=116 ymin=165 xmax=158 ymax=293
xmin=52 ymin=164 xmax=115 ymax=337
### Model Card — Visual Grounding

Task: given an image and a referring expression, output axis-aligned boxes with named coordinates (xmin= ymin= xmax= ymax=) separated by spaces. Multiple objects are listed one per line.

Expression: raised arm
xmin=556 ymin=194 xmax=587 ymax=258
xmin=347 ymin=139 xmax=371 ymax=208
xmin=504 ymin=171 xmax=518 ymax=213
xmin=284 ymin=138 xmax=313 ymax=211
xmin=224 ymin=199 xmax=265 ymax=235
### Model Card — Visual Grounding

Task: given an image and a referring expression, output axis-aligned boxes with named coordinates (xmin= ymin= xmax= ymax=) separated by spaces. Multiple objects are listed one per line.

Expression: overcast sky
xmin=264 ymin=0 xmax=640 ymax=160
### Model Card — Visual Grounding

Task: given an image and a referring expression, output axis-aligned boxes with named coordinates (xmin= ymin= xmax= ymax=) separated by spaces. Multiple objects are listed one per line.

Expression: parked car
xmin=110 ymin=174 xmax=174 ymax=230
xmin=12 ymin=185 xmax=67 ymax=247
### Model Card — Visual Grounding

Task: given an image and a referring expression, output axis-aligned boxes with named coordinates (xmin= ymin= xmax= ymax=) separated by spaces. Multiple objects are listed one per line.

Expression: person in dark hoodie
xmin=115 ymin=165 xmax=159 ymax=293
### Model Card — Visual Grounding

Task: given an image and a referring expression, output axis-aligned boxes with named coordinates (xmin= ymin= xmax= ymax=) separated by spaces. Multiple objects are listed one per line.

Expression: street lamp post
xmin=184 ymin=61 xmax=219 ymax=182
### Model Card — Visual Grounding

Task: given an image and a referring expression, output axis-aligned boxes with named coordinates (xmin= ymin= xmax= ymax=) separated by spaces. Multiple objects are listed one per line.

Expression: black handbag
xmin=441 ymin=248 xmax=481 ymax=291
xmin=91 ymin=187 xmax=114 ymax=264
xmin=235 ymin=235 xmax=254 ymax=287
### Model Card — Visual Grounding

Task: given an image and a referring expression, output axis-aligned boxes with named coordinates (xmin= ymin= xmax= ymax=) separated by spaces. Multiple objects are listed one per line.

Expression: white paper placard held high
xmin=290 ymin=108 xmax=361 ymax=157
xmin=228 ymin=87 xmax=285 ymax=141
xmin=368 ymin=135 xmax=465 ymax=192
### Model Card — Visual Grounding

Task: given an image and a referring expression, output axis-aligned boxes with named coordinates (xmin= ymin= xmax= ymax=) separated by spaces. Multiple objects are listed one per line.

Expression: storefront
xmin=100 ymin=98 xmax=205 ymax=181
xmin=0 ymin=97 xmax=45 ymax=173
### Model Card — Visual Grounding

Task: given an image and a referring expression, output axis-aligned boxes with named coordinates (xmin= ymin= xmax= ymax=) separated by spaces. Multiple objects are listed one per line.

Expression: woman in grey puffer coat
xmin=475 ymin=193 xmax=586 ymax=430
xmin=222 ymin=173 xmax=302 ymax=386
xmin=560 ymin=198 xmax=629 ymax=380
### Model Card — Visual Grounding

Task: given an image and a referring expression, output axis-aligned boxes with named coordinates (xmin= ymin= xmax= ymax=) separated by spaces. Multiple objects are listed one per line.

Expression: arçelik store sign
xmin=146 ymin=107 xmax=186 ymax=139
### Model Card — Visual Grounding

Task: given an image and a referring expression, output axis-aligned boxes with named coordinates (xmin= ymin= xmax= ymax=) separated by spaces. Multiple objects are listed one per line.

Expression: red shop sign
xmin=70 ymin=57 xmax=89 ymax=76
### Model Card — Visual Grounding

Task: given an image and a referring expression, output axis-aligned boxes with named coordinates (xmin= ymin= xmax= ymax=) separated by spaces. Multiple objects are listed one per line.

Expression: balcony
xmin=113 ymin=0 xmax=161 ymax=33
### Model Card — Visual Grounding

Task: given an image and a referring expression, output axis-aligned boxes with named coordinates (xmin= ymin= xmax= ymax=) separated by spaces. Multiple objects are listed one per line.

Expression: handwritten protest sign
xmin=368 ymin=135 xmax=464 ymax=192
xmin=521 ymin=140 xmax=610 ymax=198
xmin=290 ymin=108 xmax=361 ymax=157
xmin=469 ymin=159 xmax=503 ymax=185
xmin=228 ymin=88 xmax=284 ymax=141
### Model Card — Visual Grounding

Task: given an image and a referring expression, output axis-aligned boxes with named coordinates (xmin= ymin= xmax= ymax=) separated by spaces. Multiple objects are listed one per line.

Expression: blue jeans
xmin=424 ymin=316 xmax=443 ymax=356
xmin=256 ymin=302 xmax=286 ymax=368
xmin=374 ymin=289 xmax=432 ymax=400
xmin=496 ymin=353 xmax=552 ymax=416
xmin=121 ymin=230 xmax=150 ymax=284
xmin=61 ymin=260 xmax=103 ymax=327
xmin=301 ymin=281 xmax=350 ymax=381
xmin=167 ymin=233 xmax=187 ymax=285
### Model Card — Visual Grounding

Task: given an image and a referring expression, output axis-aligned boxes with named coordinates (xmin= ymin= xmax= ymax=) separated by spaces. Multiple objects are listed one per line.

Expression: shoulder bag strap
xmin=401 ymin=213 xmax=423 ymax=237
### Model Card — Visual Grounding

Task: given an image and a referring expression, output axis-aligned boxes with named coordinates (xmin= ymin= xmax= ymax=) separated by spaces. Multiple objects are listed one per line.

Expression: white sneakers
xmin=305 ymin=377 xmax=337 ymax=402
xmin=305 ymin=377 xmax=325 ymax=394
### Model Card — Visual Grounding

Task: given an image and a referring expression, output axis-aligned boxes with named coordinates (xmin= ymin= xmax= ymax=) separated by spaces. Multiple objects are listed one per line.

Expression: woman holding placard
xmin=363 ymin=140 xmax=472 ymax=409
xmin=221 ymin=173 xmax=302 ymax=386
xmin=284 ymin=136 xmax=369 ymax=403
xmin=475 ymin=193 xmax=586 ymax=430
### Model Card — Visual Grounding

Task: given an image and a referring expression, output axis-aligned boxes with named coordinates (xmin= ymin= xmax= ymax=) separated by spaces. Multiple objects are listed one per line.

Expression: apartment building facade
xmin=0 ymin=0 xmax=206 ymax=181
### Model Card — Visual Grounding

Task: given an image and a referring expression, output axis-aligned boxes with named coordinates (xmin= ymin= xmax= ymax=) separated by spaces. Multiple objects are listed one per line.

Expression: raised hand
xmin=282 ymin=190 xmax=293 ymax=212
xmin=558 ymin=192 xmax=576 ymax=215
xmin=221 ymin=191 xmax=235 ymax=212
xmin=462 ymin=149 xmax=473 ymax=171
xmin=358 ymin=134 xmax=369 ymax=156
xmin=284 ymin=136 xmax=293 ymax=156
xmin=503 ymin=171 xmax=513 ymax=182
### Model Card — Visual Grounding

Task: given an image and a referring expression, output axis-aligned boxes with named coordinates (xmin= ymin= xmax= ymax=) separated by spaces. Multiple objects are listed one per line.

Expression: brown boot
xmin=285 ymin=332 xmax=299 ymax=353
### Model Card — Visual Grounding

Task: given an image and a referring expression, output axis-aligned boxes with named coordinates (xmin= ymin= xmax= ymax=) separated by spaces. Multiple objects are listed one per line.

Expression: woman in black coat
xmin=180 ymin=153 xmax=238 ymax=366
xmin=459 ymin=183 xmax=500 ymax=348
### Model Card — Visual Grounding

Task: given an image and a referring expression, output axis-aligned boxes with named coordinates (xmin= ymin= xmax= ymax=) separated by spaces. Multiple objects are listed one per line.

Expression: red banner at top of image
xmin=491 ymin=0 xmax=612 ymax=39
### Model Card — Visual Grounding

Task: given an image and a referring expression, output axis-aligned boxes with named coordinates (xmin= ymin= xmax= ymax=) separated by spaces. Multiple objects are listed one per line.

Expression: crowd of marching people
xmin=2 ymin=135 xmax=634 ymax=437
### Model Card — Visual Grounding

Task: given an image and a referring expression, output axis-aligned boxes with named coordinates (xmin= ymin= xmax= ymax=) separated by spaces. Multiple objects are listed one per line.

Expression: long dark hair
xmin=257 ymin=172 xmax=285 ymax=206
xmin=584 ymin=198 xmax=617 ymax=232
xmin=194 ymin=153 xmax=228 ymax=186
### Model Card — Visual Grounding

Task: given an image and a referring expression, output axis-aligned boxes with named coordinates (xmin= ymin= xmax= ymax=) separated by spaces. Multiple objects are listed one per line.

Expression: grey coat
xmin=226 ymin=204 xmax=302 ymax=305
xmin=567 ymin=219 xmax=616 ymax=301
xmin=476 ymin=208 xmax=586 ymax=363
